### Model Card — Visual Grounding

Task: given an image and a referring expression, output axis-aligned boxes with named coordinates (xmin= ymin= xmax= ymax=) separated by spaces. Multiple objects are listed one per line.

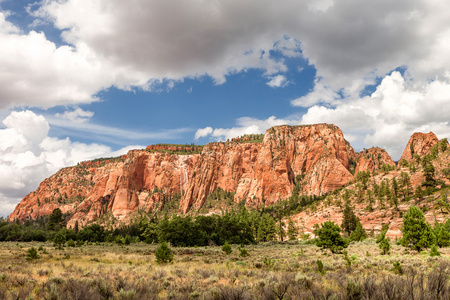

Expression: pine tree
xmin=433 ymin=220 xmax=450 ymax=247
xmin=401 ymin=206 xmax=435 ymax=252
xmin=421 ymin=155 xmax=436 ymax=188
xmin=48 ymin=208 xmax=65 ymax=231
xmin=414 ymin=185 xmax=423 ymax=201
xmin=257 ymin=213 xmax=276 ymax=242
xmin=341 ymin=201 xmax=358 ymax=236
xmin=155 ymin=241 xmax=174 ymax=264
xmin=350 ymin=222 xmax=367 ymax=242
xmin=287 ymin=218 xmax=298 ymax=241
xmin=430 ymin=244 xmax=441 ymax=257
xmin=74 ymin=221 xmax=79 ymax=234
xmin=277 ymin=220 xmax=286 ymax=241
xmin=314 ymin=221 xmax=348 ymax=254
xmin=376 ymin=224 xmax=390 ymax=255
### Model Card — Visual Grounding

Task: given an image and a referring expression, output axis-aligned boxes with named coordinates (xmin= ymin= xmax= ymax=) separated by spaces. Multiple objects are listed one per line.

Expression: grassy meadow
xmin=1 ymin=240 xmax=450 ymax=299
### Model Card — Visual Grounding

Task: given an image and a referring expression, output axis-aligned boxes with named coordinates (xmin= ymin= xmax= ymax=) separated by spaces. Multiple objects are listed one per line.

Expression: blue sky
xmin=1 ymin=0 xmax=450 ymax=216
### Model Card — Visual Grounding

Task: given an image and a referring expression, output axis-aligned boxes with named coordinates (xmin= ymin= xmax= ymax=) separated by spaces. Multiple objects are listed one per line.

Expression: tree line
xmin=0 ymin=206 xmax=286 ymax=246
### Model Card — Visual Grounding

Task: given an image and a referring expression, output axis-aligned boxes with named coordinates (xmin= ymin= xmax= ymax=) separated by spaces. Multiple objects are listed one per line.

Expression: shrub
xmin=379 ymin=238 xmax=391 ymax=255
xmin=155 ymin=242 xmax=173 ymax=264
xmin=222 ymin=242 xmax=232 ymax=255
xmin=67 ymin=239 xmax=75 ymax=247
xmin=26 ymin=247 xmax=38 ymax=261
xmin=350 ymin=222 xmax=367 ymax=242
xmin=392 ymin=261 xmax=403 ymax=274
xmin=263 ymin=256 xmax=274 ymax=269
xmin=238 ymin=245 xmax=249 ymax=257
xmin=430 ymin=245 xmax=441 ymax=257
xmin=316 ymin=259 xmax=325 ymax=275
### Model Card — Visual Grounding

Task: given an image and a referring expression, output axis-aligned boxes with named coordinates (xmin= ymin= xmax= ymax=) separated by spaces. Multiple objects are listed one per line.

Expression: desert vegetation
xmin=1 ymin=239 xmax=450 ymax=299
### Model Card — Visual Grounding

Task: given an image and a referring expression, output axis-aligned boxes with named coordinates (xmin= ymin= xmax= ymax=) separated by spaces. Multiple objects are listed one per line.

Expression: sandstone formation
xmin=9 ymin=150 xmax=199 ymax=227
xmin=180 ymin=124 xmax=355 ymax=213
xmin=353 ymin=147 xmax=396 ymax=175
xmin=399 ymin=132 xmax=440 ymax=162
xmin=9 ymin=125 xmax=450 ymax=231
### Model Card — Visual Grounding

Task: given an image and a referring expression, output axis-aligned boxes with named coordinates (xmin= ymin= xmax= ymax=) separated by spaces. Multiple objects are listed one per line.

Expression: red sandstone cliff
xmin=180 ymin=124 xmax=355 ymax=213
xmin=399 ymin=132 xmax=440 ymax=162
xmin=10 ymin=125 xmax=449 ymax=229
xmin=353 ymin=147 xmax=396 ymax=175
xmin=9 ymin=150 xmax=199 ymax=227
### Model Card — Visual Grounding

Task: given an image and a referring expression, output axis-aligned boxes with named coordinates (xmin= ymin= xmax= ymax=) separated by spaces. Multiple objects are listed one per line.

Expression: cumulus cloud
xmin=298 ymin=72 xmax=450 ymax=159
xmin=266 ymin=75 xmax=288 ymax=88
xmin=194 ymin=127 xmax=213 ymax=140
xmin=0 ymin=111 xmax=143 ymax=217
xmin=0 ymin=0 xmax=448 ymax=109
xmin=32 ymin=0 xmax=450 ymax=96
xmin=291 ymin=79 xmax=341 ymax=107
xmin=196 ymin=71 xmax=450 ymax=160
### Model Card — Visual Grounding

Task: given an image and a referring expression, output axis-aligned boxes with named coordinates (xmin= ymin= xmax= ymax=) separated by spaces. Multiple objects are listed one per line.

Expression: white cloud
xmin=266 ymin=75 xmax=288 ymax=88
xmin=55 ymin=107 xmax=94 ymax=123
xmin=0 ymin=110 xmax=144 ymax=217
xmin=195 ymin=116 xmax=298 ymax=142
xmin=0 ymin=0 xmax=448 ymax=111
xmin=196 ymin=71 xmax=450 ymax=160
xmin=32 ymin=0 xmax=450 ymax=97
xmin=299 ymin=71 xmax=450 ymax=159
xmin=48 ymin=115 xmax=191 ymax=145
xmin=194 ymin=127 xmax=213 ymax=140
xmin=291 ymin=79 xmax=341 ymax=107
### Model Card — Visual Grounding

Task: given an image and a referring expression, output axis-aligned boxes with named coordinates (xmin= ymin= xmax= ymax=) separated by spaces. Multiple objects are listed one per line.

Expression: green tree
xmin=376 ymin=224 xmax=390 ymax=255
xmin=401 ymin=206 xmax=435 ymax=252
xmin=287 ymin=218 xmax=298 ymax=241
xmin=277 ymin=220 xmax=286 ymax=241
xmin=74 ymin=221 xmax=79 ymax=234
xmin=53 ymin=230 xmax=66 ymax=249
xmin=341 ymin=201 xmax=359 ymax=236
xmin=414 ymin=185 xmax=424 ymax=201
xmin=349 ymin=222 xmax=367 ymax=242
xmin=222 ymin=241 xmax=232 ymax=255
xmin=356 ymin=171 xmax=370 ymax=190
xmin=433 ymin=220 xmax=450 ymax=247
xmin=440 ymin=138 xmax=448 ymax=152
xmin=26 ymin=247 xmax=39 ymax=261
xmin=421 ymin=155 xmax=436 ymax=188
xmin=430 ymin=244 xmax=441 ymax=257
xmin=48 ymin=208 xmax=65 ymax=231
xmin=435 ymin=191 xmax=450 ymax=214
xmin=257 ymin=213 xmax=276 ymax=242
xmin=155 ymin=241 xmax=173 ymax=264
xmin=314 ymin=221 xmax=348 ymax=254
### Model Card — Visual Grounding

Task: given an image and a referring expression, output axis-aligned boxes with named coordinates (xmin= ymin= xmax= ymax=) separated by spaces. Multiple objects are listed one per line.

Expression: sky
xmin=1 ymin=0 xmax=450 ymax=217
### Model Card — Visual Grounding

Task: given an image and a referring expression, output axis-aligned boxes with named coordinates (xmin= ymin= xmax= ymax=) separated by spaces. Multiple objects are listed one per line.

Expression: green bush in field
xmin=155 ymin=241 xmax=173 ymax=264
xmin=26 ymin=247 xmax=38 ymax=261
xmin=222 ymin=242 xmax=232 ymax=255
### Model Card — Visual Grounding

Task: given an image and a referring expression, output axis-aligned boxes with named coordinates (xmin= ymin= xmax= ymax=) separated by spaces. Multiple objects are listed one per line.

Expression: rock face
xmin=181 ymin=124 xmax=355 ymax=212
xmin=10 ymin=124 xmax=357 ymax=224
xmin=9 ymin=151 xmax=199 ymax=227
xmin=399 ymin=132 xmax=440 ymax=162
xmin=353 ymin=147 xmax=396 ymax=175
xmin=12 ymin=125 xmax=447 ymax=227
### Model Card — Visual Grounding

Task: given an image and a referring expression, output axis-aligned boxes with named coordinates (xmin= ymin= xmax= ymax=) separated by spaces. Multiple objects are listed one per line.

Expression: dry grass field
xmin=1 ymin=240 xmax=450 ymax=299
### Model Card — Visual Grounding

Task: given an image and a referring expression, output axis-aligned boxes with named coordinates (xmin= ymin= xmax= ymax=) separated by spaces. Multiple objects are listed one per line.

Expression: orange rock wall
xmin=180 ymin=124 xmax=356 ymax=212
